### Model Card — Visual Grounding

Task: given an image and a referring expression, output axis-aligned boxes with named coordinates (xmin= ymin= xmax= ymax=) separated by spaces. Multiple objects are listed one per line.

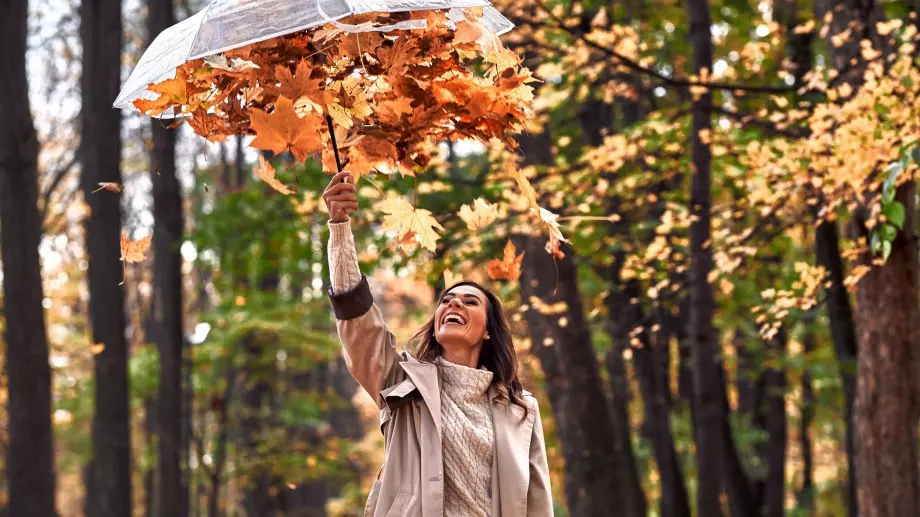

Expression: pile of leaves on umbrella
xmin=133 ymin=8 xmax=536 ymax=184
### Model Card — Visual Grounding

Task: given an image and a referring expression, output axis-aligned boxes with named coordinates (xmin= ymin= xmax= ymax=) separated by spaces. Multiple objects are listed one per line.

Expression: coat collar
xmin=398 ymin=356 xmax=443 ymax=437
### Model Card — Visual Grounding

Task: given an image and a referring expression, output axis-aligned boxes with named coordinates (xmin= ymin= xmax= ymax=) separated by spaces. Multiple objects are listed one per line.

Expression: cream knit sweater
xmin=328 ymin=219 xmax=495 ymax=516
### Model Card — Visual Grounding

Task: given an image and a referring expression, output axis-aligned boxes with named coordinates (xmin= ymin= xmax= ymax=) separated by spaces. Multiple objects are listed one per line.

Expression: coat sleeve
xmin=327 ymin=275 xmax=401 ymax=408
xmin=527 ymin=399 xmax=554 ymax=516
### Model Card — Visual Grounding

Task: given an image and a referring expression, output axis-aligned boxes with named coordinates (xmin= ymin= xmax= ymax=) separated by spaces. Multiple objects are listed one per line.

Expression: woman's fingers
xmin=325 ymin=171 xmax=352 ymax=189
xmin=325 ymin=193 xmax=358 ymax=204
xmin=323 ymin=181 xmax=356 ymax=197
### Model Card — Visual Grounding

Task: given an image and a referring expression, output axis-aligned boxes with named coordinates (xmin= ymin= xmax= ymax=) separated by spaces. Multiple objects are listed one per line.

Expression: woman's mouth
xmin=441 ymin=313 xmax=467 ymax=326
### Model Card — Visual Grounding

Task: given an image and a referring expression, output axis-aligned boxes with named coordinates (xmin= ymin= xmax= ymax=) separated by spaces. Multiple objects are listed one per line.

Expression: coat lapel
xmin=490 ymin=390 xmax=537 ymax=517
xmin=399 ymin=358 xmax=443 ymax=438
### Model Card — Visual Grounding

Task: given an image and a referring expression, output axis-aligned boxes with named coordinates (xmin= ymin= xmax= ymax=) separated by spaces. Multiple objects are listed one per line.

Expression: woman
xmin=322 ymin=171 xmax=553 ymax=517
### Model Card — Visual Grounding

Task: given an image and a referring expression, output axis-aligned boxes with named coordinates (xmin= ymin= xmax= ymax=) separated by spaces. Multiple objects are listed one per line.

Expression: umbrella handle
xmin=325 ymin=114 xmax=346 ymax=182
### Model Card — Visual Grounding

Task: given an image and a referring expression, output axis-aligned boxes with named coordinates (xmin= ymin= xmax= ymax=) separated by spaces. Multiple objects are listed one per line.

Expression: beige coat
xmin=329 ymin=276 xmax=554 ymax=517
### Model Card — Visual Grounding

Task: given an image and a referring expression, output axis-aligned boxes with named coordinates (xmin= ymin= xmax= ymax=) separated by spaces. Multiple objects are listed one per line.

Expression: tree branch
xmin=528 ymin=0 xmax=799 ymax=95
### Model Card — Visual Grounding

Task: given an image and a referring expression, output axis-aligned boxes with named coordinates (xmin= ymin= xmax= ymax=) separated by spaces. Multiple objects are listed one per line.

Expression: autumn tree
xmin=146 ymin=0 xmax=188 ymax=512
xmin=0 ymin=0 xmax=57 ymax=515
xmin=80 ymin=0 xmax=132 ymax=510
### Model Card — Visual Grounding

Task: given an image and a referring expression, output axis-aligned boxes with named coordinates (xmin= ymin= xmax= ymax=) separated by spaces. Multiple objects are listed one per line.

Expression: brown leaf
xmin=188 ymin=107 xmax=230 ymax=142
xmin=93 ymin=182 xmax=123 ymax=193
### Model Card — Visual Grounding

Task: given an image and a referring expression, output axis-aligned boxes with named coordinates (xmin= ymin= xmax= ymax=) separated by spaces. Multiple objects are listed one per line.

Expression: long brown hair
xmin=411 ymin=281 xmax=529 ymax=420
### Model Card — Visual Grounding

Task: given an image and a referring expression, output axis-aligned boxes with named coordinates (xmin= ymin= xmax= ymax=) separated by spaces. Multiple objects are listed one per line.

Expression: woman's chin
xmin=436 ymin=330 xmax=473 ymax=348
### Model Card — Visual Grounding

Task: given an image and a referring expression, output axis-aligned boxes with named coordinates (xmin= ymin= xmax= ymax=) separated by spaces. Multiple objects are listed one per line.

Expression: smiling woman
xmin=321 ymin=171 xmax=553 ymax=517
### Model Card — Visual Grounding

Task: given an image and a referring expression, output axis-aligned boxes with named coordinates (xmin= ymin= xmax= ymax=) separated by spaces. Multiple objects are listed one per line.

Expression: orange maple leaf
xmin=120 ymin=231 xmax=152 ymax=285
xmin=133 ymin=69 xmax=188 ymax=117
xmin=253 ymin=155 xmax=296 ymax=195
xmin=250 ymin=97 xmax=324 ymax=163
xmin=275 ymin=60 xmax=326 ymax=113
xmin=487 ymin=240 xmax=524 ymax=281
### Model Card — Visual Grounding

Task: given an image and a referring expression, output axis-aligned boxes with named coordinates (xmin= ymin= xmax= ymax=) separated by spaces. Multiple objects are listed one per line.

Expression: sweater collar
xmin=435 ymin=356 xmax=494 ymax=397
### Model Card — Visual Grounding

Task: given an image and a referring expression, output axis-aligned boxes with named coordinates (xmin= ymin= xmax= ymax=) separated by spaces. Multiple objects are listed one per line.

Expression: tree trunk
xmin=0 ymin=2 xmax=57 ymax=514
xmin=579 ymin=90 xmax=647 ymax=517
xmin=148 ymin=0 xmax=186 ymax=513
xmin=684 ymin=0 xmax=722 ymax=514
xmin=811 ymin=1 xmax=919 ymax=515
xmin=813 ymin=219 xmax=858 ymax=514
xmin=853 ymin=182 xmax=920 ymax=517
xmin=80 ymin=0 xmax=132 ymax=510
xmin=798 ymin=326 xmax=815 ymax=515
xmin=763 ymin=331 xmax=787 ymax=517
xmin=515 ymin=128 xmax=634 ymax=517
xmin=622 ymin=284 xmax=691 ymax=517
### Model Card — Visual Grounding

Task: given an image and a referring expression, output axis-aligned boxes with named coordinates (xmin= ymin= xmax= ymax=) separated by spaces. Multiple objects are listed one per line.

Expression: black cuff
xmin=328 ymin=275 xmax=374 ymax=320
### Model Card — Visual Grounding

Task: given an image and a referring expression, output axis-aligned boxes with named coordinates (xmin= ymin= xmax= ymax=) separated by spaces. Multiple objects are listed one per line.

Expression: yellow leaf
xmin=327 ymin=103 xmax=355 ymax=129
xmin=91 ymin=343 xmax=106 ymax=355
xmin=379 ymin=196 xmax=445 ymax=252
xmin=443 ymin=269 xmax=463 ymax=288
xmin=458 ymin=198 xmax=499 ymax=231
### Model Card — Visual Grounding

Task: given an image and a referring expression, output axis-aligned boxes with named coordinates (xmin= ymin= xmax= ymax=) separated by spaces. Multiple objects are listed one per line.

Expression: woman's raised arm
xmin=323 ymin=172 xmax=400 ymax=406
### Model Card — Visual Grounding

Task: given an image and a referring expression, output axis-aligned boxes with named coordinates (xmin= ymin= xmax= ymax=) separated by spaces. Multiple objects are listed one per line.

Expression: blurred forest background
xmin=2 ymin=0 xmax=920 ymax=516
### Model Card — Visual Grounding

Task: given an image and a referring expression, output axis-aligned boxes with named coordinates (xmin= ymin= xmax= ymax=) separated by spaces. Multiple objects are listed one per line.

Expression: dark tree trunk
xmin=80 ymin=0 xmax=132 ymax=510
xmin=684 ymin=0 xmax=722 ymax=514
xmin=621 ymin=282 xmax=691 ymax=517
xmin=148 ymin=0 xmax=186 ymax=512
xmin=579 ymin=91 xmax=647 ymax=517
xmin=812 ymin=220 xmax=858 ymax=515
xmin=853 ymin=183 xmax=920 ymax=517
xmin=798 ymin=326 xmax=815 ymax=515
xmin=518 ymin=234 xmax=632 ymax=517
xmin=515 ymin=128 xmax=634 ymax=517
xmin=763 ymin=331 xmax=787 ymax=517
xmin=0 ymin=2 xmax=57 ymax=514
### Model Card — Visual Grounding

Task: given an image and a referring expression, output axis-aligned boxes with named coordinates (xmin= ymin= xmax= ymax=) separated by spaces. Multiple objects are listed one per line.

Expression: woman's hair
xmin=411 ymin=280 xmax=529 ymax=420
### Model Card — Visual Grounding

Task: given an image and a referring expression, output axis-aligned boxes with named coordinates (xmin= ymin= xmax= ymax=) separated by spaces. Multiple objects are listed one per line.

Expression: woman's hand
xmin=323 ymin=171 xmax=358 ymax=223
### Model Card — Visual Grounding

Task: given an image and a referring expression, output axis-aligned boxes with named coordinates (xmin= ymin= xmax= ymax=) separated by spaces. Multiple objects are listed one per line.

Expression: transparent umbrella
xmin=113 ymin=0 xmax=514 ymax=112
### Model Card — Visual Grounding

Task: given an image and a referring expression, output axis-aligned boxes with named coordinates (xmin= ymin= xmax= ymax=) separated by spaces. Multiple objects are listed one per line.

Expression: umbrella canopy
xmin=114 ymin=0 xmax=513 ymax=112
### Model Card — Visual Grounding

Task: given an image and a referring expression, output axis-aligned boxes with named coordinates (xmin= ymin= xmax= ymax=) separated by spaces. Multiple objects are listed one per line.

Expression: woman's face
xmin=434 ymin=285 xmax=489 ymax=349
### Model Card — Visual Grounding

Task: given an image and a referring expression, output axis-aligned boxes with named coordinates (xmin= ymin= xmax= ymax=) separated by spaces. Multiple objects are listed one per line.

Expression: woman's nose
xmin=448 ymin=298 xmax=463 ymax=308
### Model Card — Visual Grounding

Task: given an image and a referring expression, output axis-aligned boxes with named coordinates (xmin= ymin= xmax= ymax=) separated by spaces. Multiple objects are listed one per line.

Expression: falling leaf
xmin=119 ymin=231 xmax=152 ymax=285
xmin=253 ymin=155 xmax=296 ymax=195
xmin=91 ymin=343 xmax=106 ymax=355
xmin=155 ymin=163 xmax=160 ymax=175
xmin=507 ymin=163 xmax=539 ymax=210
xmin=204 ymin=183 xmax=210 ymax=193
xmin=443 ymin=269 xmax=463 ymax=287
xmin=487 ymin=240 xmax=524 ymax=281
xmin=380 ymin=196 xmax=445 ymax=252
xmin=250 ymin=97 xmax=325 ymax=163
xmin=93 ymin=182 xmax=123 ymax=193
xmin=458 ymin=198 xmax=499 ymax=230
xmin=121 ymin=232 xmax=152 ymax=263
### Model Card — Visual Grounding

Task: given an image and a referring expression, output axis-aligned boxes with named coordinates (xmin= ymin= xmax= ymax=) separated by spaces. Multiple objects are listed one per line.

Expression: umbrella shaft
xmin=326 ymin=114 xmax=345 ymax=180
